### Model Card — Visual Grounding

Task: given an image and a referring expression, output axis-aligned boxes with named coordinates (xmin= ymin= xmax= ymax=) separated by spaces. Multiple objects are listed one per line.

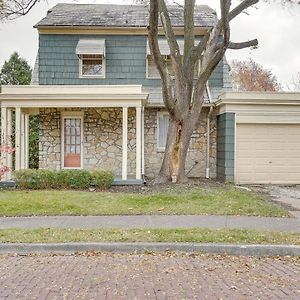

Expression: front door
xmin=63 ymin=117 xmax=82 ymax=168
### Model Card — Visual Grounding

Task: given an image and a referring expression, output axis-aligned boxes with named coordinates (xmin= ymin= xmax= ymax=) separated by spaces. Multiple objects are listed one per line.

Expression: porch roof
xmin=0 ymin=85 xmax=148 ymax=108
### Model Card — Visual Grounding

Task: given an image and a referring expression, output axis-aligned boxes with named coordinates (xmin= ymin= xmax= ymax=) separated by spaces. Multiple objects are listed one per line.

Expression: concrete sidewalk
xmin=0 ymin=215 xmax=299 ymax=233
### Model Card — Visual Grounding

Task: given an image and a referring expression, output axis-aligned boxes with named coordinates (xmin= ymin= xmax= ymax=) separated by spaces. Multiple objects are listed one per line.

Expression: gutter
xmin=206 ymin=82 xmax=214 ymax=179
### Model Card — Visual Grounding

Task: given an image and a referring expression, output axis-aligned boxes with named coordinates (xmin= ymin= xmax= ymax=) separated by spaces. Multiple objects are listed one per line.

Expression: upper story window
xmin=80 ymin=54 xmax=104 ymax=77
xmin=76 ymin=39 xmax=106 ymax=78
xmin=146 ymin=39 xmax=200 ymax=79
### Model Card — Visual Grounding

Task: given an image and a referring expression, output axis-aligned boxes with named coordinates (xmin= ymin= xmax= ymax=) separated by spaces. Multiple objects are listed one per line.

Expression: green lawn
xmin=0 ymin=187 xmax=289 ymax=217
xmin=0 ymin=228 xmax=298 ymax=245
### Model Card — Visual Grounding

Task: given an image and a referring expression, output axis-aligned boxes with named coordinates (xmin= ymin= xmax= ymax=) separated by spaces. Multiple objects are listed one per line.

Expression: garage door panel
xmin=236 ymin=124 xmax=300 ymax=184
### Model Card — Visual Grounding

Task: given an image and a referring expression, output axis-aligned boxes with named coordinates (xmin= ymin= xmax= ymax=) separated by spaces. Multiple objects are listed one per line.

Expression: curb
xmin=0 ymin=242 xmax=299 ymax=256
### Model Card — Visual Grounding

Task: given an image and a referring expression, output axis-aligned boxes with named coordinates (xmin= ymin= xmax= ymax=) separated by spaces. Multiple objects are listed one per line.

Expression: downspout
xmin=206 ymin=82 xmax=214 ymax=179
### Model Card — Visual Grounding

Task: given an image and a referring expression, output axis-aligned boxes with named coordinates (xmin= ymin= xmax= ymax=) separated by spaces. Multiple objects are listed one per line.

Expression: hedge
xmin=13 ymin=169 xmax=114 ymax=190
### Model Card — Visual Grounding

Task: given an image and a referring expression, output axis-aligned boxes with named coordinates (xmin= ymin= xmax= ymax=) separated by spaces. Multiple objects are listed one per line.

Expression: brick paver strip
xmin=0 ymin=253 xmax=299 ymax=299
xmin=0 ymin=215 xmax=299 ymax=232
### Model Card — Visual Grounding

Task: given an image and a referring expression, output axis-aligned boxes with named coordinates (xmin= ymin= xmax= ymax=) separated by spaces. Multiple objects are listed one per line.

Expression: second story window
xmin=76 ymin=39 xmax=106 ymax=78
xmin=80 ymin=54 xmax=104 ymax=77
xmin=146 ymin=39 xmax=200 ymax=79
xmin=147 ymin=55 xmax=174 ymax=78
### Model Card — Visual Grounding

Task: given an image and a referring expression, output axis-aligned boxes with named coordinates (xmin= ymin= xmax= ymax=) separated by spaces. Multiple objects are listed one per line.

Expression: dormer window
xmin=76 ymin=39 xmax=106 ymax=78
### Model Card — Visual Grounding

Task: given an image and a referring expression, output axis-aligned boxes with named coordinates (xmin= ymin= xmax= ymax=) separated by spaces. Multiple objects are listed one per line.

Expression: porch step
xmin=113 ymin=179 xmax=144 ymax=186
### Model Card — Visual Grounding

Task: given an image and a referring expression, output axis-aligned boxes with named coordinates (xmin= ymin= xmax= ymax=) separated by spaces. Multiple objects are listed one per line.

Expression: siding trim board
xmin=37 ymin=27 xmax=210 ymax=36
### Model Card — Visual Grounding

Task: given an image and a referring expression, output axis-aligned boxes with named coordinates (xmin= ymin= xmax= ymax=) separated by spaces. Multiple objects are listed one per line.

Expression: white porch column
xmin=122 ymin=107 xmax=128 ymax=180
xmin=20 ymin=112 xmax=25 ymax=169
xmin=15 ymin=107 xmax=22 ymax=171
xmin=6 ymin=109 xmax=13 ymax=179
xmin=136 ymin=106 xmax=142 ymax=180
xmin=24 ymin=114 xmax=30 ymax=169
xmin=141 ymin=106 xmax=145 ymax=175
xmin=1 ymin=107 xmax=8 ymax=181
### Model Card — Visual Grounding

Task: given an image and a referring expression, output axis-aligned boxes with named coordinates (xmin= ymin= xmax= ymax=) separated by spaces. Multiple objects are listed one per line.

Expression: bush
xmin=90 ymin=170 xmax=114 ymax=190
xmin=13 ymin=169 xmax=114 ymax=190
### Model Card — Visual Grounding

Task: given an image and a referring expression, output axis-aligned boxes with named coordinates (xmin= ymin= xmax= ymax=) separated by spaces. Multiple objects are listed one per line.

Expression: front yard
xmin=0 ymin=185 xmax=289 ymax=217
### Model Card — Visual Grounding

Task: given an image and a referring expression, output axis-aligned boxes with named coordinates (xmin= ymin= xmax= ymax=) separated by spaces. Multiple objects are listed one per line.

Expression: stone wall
xmin=144 ymin=107 xmax=216 ymax=178
xmin=39 ymin=107 xmax=216 ymax=178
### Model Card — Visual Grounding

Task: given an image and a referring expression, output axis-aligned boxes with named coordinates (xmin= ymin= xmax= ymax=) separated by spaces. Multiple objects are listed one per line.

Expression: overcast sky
xmin=0 ymin=0 xmax=299 ymax=88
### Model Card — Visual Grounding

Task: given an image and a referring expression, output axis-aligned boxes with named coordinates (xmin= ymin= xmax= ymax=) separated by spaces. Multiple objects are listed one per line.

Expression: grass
xmin=0 ymin=228 xmax=298 ymax=245
xmin=0 ymin=187 xmax=289 ymax=217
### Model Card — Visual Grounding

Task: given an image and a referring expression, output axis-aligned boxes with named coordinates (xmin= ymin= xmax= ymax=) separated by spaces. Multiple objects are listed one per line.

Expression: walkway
xmin=1 ymin=215 xmax=299 ymax=233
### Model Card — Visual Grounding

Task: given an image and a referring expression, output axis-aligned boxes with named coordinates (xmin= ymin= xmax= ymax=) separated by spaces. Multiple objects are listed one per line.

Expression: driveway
xmin=255 ymin=185 xmax=300 ymax=218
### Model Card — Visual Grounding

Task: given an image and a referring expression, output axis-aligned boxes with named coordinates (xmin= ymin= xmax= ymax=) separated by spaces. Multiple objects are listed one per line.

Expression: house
xmin=1 ymin=4 xmax=300 ymax=185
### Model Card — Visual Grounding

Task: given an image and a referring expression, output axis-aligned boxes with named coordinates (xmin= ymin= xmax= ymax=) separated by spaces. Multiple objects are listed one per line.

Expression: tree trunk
xmin=156 ymin=116 xmax=195 ymax=183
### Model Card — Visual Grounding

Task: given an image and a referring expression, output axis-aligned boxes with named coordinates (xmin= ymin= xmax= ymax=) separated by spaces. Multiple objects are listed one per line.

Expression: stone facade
xmin=39 ymin=107 xmax=216 ymax=178
xmin=144 ymin=107 xmax=216 ymax=178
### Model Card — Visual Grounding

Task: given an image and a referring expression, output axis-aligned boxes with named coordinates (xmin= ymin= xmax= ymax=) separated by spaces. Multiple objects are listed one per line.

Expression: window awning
xmin=76 ymin=39 xmax=106 ymax=56
xmin=147 ymin=39 xmax=200 ymax=55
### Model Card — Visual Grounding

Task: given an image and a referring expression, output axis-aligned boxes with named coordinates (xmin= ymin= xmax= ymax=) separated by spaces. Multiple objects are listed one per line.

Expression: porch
xmin=0 ymin=85 xmax=148 ymax=184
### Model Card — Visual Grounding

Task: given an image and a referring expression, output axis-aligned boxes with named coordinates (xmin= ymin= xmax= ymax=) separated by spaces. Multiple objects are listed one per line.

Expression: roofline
xmin=215 ymin=91 xmax=300 ymax=107
xmin=35 ymin=26 xmax=211 ymax=36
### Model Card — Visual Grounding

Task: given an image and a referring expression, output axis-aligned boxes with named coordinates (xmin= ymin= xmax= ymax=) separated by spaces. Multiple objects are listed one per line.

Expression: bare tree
xmin=294 ymin=72 xmax=300 ymax=91
xmin=148 ymin=0 xmax=259 ymax=183
xmin=230 ymin=59 xmax=281 ymax=91
xmin=0 ymin=0 xmax=41 ymax=20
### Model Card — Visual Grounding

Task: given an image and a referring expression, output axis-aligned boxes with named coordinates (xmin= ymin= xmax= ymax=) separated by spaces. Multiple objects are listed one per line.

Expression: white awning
xmin=76 ymin=39 xmax=106 ymax=56
xmin=147 ymin=39 xmax=200 ymax=55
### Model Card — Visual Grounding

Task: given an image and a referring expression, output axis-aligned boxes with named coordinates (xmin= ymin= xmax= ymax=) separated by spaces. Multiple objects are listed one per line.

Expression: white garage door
xmin=236 ymin=123 xmax=300 ymax=184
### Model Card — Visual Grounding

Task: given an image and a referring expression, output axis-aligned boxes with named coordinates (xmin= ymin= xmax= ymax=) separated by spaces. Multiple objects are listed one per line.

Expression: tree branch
xmin=158 ymin=0 xmax=183 ymax=75
xmin=148 ymin=0 xmax=175 ymax=113
xmin=0 ymin=0 xmax=40 ymax=19
xmin=229 ymin=0 xmax=259 ymax=21
xmin=228 ymin=39 xmax=258 ymax=49
xmin=183 ymin=0 xmax=195 ymax=64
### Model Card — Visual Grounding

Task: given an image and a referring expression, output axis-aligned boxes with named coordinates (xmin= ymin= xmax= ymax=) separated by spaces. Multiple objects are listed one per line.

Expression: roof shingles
xmin=35 ymin=4 xmax=217 ymax=28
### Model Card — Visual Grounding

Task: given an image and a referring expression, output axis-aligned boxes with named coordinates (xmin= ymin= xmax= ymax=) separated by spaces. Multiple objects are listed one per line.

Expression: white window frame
xmin=146 ymin=55 xmax=201 ymax=79
xmin=157 ymin=111 xmax=170 ymax=152
xmin=79 ymin=54 xmax=106 ymax=79
xmin=61 ymin=111 xmax=84 ymax=170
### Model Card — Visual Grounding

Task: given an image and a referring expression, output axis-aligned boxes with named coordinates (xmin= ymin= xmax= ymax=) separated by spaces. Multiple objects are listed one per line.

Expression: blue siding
xmin=39 ymin=34 xmax=223 ymax=87
xmin=216 ymin=113 xmax=235 ymax=182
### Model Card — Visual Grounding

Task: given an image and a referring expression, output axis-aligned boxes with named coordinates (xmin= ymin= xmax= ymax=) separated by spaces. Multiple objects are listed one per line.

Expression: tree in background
xmin=0 ymin=52 xmax=39 ymax=169
xmin=294 ymin=72 xmax=300 ymax=91
xmin=0 ymin=0 xmax=41 ymax=19
xmin=0 ymin=52 xmax=32 ymax=85
xmin=230 ymin=59 xmax=281 ymax=91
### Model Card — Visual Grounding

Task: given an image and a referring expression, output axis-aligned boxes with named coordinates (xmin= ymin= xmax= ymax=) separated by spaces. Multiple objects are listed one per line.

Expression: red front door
xmin=64 ymin=118 xmax=82 ymax=168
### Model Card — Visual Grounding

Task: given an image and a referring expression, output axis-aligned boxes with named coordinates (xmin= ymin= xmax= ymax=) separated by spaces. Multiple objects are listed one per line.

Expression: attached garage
xmin=236 ymin=123 xmax=300 ymax=184
xmin=216 ymin=92 xmax=300 ymax=185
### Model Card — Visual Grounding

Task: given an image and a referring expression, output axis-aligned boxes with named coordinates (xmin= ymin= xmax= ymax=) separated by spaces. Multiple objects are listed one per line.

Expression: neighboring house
xmin=1 ymin=4 xmax=300 ymax=185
